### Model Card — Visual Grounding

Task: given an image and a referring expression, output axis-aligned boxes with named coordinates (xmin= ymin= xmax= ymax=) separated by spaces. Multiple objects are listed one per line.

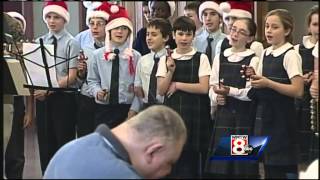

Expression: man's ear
xmin=144 ymin=142 xmax=165 ymax=164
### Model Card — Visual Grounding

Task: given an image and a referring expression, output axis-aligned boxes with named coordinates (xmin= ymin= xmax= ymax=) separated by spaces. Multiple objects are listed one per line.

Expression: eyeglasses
xmin=230 ymin=27 xmax=250 ymax=37
xmin=113 ymin=26 xmax=129 ymax=31
xmin=88 ymin=21 xmax=106 ymax=28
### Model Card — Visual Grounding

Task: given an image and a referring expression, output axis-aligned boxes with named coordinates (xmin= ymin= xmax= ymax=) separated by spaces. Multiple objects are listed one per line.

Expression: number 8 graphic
xmin=232 ymin=139 xmax=245 ymax=154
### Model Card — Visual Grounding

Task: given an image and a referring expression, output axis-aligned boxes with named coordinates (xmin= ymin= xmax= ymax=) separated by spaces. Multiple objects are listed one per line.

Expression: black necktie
xmin=148 ymin=55 xmax=160 ymax=104
xmin=94 ymin=43 xmax=100 ymax=49
xmin=109 ymin=49 xmax=120 ymax=105
xmin=206 ymin=37 xmax=213 ymax=66
xmin=52 ymin=36 xmax=57 ymax=61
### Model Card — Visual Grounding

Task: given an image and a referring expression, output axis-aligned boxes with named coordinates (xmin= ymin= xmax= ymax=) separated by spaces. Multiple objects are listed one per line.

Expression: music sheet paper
xmin=23 ymin=43 xmax=59 ymax=88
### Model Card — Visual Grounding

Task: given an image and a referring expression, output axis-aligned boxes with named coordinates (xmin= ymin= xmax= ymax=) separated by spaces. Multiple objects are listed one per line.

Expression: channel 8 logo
xmin=210 ymin=135 xmax=269 ymax=161
xmin=231 ymin=135 xmax=252 ymax=155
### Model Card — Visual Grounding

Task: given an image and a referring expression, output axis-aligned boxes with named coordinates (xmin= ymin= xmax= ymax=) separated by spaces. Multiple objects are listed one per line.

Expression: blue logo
xmin=209 ymin=135 xmax=269 ymax=161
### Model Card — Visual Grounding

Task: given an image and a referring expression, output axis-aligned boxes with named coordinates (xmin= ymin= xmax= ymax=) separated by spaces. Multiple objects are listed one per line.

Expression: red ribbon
xmin=128 ymin=56 xmax=135 ymax=76
xmin=105 ymin=52 xmax=135 ymax=76
xmin=104 ymin=52 xmax=111 ymax=61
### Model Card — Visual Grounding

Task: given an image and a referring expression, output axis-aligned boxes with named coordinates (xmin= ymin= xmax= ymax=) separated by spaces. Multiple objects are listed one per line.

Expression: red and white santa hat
xmin=85 ymin=2 xmax=110 ymax=27
xmin=7 ymin=11 xmax=26 ymax=33
xmin=104 ymin=2 xmax=135 ymax=75
xmin=148 ymin=1 xmax=176 ymax=18
xmin=43 ymin=1 xmax=70 ymax=24
xmin=198 ymin=1 xmax=228 ymax=22
xmin=220 ymin=1 xmax=253 ymax=23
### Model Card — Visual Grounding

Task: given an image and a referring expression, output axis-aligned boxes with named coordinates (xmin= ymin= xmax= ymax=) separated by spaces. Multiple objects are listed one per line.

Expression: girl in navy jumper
xmin=156 ymin=16 xmax=211 ymax=178
xmin=248 ymin=9 xmax=304 ymax=179
xmin=205 ymin=18 xmax=260 ymax=178
xmin=294 ymin=5 xmax=318 ymax=167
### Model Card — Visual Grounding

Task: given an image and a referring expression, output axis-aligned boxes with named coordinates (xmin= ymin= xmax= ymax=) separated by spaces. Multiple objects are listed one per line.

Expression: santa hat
xmin=104 ymin=2 xmax=135 ymax=76
xmin=198 ymin=1 xmax=227 ymax=22
xmin=83 ymin=1 xmax=105 ymax=27
xmin=7 ymin=11 xmax=26 ymax=33
xmin=85 ymin=2 xmax=110 ymax=27
xmin=148 ymin=1 xmax=176 ymax=18
xmin=220 ymin=1 xmax=253 ymax=23
xmin=43 ymin=1 xmax=70 ymax=24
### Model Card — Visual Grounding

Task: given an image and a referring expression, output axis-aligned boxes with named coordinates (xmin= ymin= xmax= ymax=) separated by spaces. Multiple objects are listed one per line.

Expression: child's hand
xmin=302 ymin=72 xmax=313 ymax=85
xmin=128 ymin=84 xmax=134 ymax=93
xmin=134 ymin=86 xmax=144 ymax=98
xmin=251 ymin=75 xmax=270 ymax=88
xmin=97 ymin=89 xmax=108 ymax=101
xmin=77 ymin=60 xmax=87 ymax=78
xmin=127 ymin=110 xmax=137 ymax=120
xmin=166 ymin=57 xmax=176 ymax=73
xmin=216 ymin=94 xmax=226 ymax=105
xmin=34 ymin=90 xmax=47 ymax=101
xmin=23 ymin=112 xmax=33 ymax=129
xmin=310 ymin=79 xmax=319 ymax=101
xmin=240 ymin=65 xmax=256 ymax=81
xmin=213 ymin=84 xmax=230 ymax=96
xmin=166 ymin=82 xmax=177 ymax=98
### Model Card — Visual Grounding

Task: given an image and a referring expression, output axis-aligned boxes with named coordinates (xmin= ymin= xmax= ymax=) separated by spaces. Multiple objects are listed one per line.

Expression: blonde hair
xmin=265 ymin=9 xmax=294 ymax=43
xmin=127 ymin=105 xmax=187 ymax=144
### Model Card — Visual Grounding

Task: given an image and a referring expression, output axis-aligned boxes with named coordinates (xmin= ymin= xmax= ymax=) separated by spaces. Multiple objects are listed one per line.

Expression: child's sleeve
xmin=87 ymin=52 xmax=102 ymax=99
xmin=199 ymin=54 xmax=211 ymax=77
xmin=250 ymin=41 xmax=264 ymax=58
xmin=156 ymin=56 xmax=167 ymax=77
xmin=130 ymin=95 xmax=142 ymax=113
xmin=209 ymin=54 xmax=220 ymax=106
xmin=283 ymin=50 xmax=303 ymax=79
xmin=66 ymin=39 xmax=81 ymax=69
xmin=134 ymin=58 xmax=142 ymax=88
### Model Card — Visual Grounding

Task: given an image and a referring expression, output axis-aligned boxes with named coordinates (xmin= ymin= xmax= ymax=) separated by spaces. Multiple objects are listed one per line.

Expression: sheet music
xmin=23 ymin=43 xmax=59 ymax=88
xmin=4 ymin=58 xmax=30 ymax=96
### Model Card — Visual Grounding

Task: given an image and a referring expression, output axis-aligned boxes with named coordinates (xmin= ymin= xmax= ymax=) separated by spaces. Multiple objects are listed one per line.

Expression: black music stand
xmin=21 ymin=38 xmax=79 ymax=92
xmin=4 ymin=37 xmax=81 ymax=172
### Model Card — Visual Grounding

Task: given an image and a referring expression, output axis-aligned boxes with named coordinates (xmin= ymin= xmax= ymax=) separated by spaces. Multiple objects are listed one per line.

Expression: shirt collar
xmin=48 ymin=28 xmax=66 ymax=40
xmin=224 ymin=48 xmax=255 ymax=57
xmin=196 ymin=27 xmax=204 ymax=36
xmin=95 ymin=124 xmax=131 ymax=164
xmin=94 ymin=40 xmax=105 ymax=48
xmin=110 ymin=41 xmax=129 ymax=52
xmin=204 ymin=29 xmax=222 ymax=39
xmin=171 ymin=47 xmax=196 ymax=59
xmin=151 ymin=48 xmax=167 ymax=58
xmin=302 ymin=35 xmax=316 ymax=49
xmin=265 ymin=42 xmax=293 ymax=57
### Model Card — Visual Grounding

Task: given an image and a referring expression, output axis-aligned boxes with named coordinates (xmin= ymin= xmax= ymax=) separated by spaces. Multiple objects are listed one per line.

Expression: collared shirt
xmin=156 ymin=47 xmax=211 ymax=78
xmin=43 ymin=124 xmax=141 ymax=179
xmin=87 ymin=41 xmax=141 ymax=111
xmin=134 ymin=48 xmax=166 ymax=106
xmin=193 ymin=28 xmax=226 ymax=62
xmin=257 ymin=42 xmax=302 ymax=79
xmin=302 ymin=35 xmax=317 ymax=49
xmin=36 ymin=28 xmax=80 ymax=88
xmin=209 ymin=48 xmax=260 ymax=105
xmin=74 ymin=29 xmax=95 ymax=50
xmin=294 ymin=35 xmax=317 ymax=52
